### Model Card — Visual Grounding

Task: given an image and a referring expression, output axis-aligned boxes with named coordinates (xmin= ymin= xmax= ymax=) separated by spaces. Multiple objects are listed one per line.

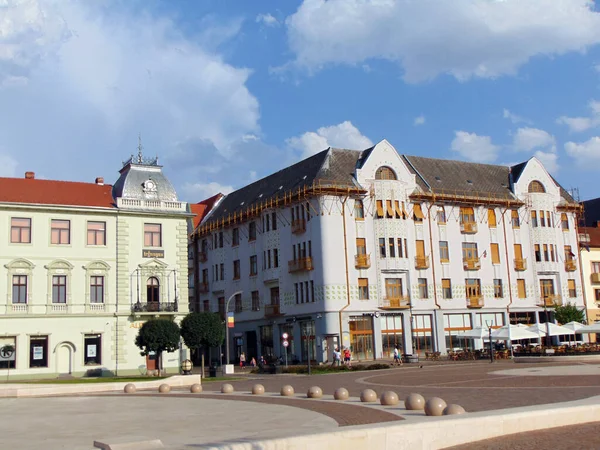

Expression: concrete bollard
xmin=280 ymin=385 xmax=295 ymax=396
xmin=360 ymin=389 xmax=377 ymax=403
xmin=190 ymin=383 xmax=203 ymax=393
xmin=123 ymin=383 xmax=136 ymax=394
xmin=158 ymin=383 xmax=171 ymax=394
xmin=425 ymin=397 xmax=447 ymax=416
xmin=334 ymin=388 xmax=349 ymax=401
xmin=221 ymin=383 xmax=234 ymax=394
xmin=443 ymin=404 xmax=466 ymax=415
xmin=307 ymin=386 xmax=323 ymax=399
xmin=252 ymin=384 xmax=265 ymax=395
xmin=404 ymin=393 xmax=425 ymax=410
xmin=380 ymin=391 xmax=399 ymax=406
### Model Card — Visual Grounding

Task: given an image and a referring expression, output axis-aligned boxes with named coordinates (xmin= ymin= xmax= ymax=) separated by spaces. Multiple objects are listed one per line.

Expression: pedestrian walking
xmin=393 ymin=346 xmax=403 ymax=366
xmin=332 ymin=347 xmax=341 ymax=366
xmin=240 ymin=352 xmax=246 ymax=369
xmin=343 ymin=348 xmax=352 ymax=367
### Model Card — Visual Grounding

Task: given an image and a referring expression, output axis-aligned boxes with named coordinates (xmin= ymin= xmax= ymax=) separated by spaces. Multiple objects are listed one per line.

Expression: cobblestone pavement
xmin=447 ymin=422 xmax=600 ymax=450
xmin=194 ymin=360 xmax=600 ymax=413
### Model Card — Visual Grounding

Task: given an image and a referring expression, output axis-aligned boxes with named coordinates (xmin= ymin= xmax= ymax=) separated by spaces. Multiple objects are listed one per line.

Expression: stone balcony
xmin=415 ymin=255 xmax=430 ymax=270
xmin=355 ymin=254 xmax=371 ymax=269
xmin=381 ymin=296 xmax=411 ymax=309
xmin=514 ymin=258 xmax=527 ymax=271
xmin=467 ymin=296 xmax=484 ymax=309
xmin=538 ymin=295 xmax=562 ymax=308
xmin=288 ymin=257 xmax=314 ymax=273
xmin=291 ymin=218 xmax=306 ymax=234
xmin=463 ymin=257 xmax=481 ymax=271
xmin=460 ymin=222 xmax=478 ymax=234
xmin=117 ymin=197 xmax=187 ymax=212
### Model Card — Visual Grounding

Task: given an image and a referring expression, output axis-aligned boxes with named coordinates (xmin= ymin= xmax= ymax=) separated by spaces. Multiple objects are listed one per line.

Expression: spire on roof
xmin=137 ymin=133 xmax=144 ymax=164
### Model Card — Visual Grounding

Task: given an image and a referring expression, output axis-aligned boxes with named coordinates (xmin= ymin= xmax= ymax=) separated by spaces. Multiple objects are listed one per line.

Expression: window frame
xmin=358 ymin=278 xmax=369 ymax=300
xmin=87 ymin=221 xmax=106 ymax=246
xmin=11 ymin=217 xmax=32 ymax=244
xmin=12 ymin=274 xmax=27 ymax=304
xmin=51 ymin=219 xmax=71 ymax=245
xmin=52 ymin=275 xmax=67 ymax=304
xmin=439 ymin=241 xmax=449 ymax=263
xmin=144 ymin=223 xmax=162 ymax=247
xmin=84 ymin=334 xmax=102 ymax=366
xmin=90 ymin=275 xmax=104 ymax=304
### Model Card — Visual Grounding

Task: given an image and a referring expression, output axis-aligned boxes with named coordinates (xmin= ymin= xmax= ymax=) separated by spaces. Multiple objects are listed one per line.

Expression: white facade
xmin=0 ymin=159 xmax=190 ymax=379
xmin=192 ymin=141 xmax=583 ymax=363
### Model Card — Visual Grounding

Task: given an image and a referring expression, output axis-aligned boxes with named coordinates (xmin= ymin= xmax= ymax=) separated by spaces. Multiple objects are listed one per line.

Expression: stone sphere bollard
xmin=158 ymin=383 xmax=171 ymax=394
xmin=334 ymin=388 xmax=349 ymax=401
xmin=360 ymin=389 xmax=377 ymax=403
xmin=404 ymin=393 xmax=425 ymax=410
xmin=425 ymin=397 xmax=447 ymax=416
xmin=252 ymin=384 xmax=265 ymax=395
xmin=307 ymin=386 xmax=323 ymax=399
xmin=280 ymin=385 xmax=295 ymax=396
xmin=443 ymin=404 xmax=466 ymax=415
xmin=380 ymin=391 xmax=400 ymax=406
xmin=190 ymin=383 xmax=203 ymax=393
xmin=123 ymin=383 xmax=136 ymax=394
xmin=221 ymin=383 xmax=234 ymax=394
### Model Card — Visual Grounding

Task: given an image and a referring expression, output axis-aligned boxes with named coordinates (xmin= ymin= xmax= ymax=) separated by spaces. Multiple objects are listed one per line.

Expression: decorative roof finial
xmin=137 ymin=133 xmax=143 ymax=163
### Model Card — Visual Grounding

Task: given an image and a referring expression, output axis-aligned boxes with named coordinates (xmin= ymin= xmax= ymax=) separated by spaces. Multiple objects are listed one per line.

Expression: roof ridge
xmin=405 ymin=154 xmax=524 ymax=170
xmin=0 ymin=177 xmax=113 ymax=187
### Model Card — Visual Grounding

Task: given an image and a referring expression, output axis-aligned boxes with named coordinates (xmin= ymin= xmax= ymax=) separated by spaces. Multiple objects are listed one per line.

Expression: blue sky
xmin=2 ymin=0 xmax=600 ymax=201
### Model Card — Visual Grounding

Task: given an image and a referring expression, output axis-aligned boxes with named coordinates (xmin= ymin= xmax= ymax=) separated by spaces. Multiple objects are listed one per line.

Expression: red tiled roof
xmin=190 ymin=194 xmax=223 ymax=229
xmin=580 ymin=226 xmax=600 ymax=248
xmin=0 ymin=176 xmax=114 ymax=208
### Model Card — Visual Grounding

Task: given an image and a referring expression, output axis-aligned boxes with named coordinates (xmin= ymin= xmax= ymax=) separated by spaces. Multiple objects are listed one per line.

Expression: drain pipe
xmin=338 ymin=198 xmax=351 ymax=354
xmin=501 ymin=206 xmax=514 ymax=358
xmin=426 ymin=201 xmax=441 ymax=353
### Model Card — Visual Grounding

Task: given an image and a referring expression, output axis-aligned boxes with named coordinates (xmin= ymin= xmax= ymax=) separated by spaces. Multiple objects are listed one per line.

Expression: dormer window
xmin=375 ymin=166 xmax=397 ymax=180
xmin=528 ymin=180 xmax=546 ymax=193
xmin=143 ymin=179 xmax=157 ymax=193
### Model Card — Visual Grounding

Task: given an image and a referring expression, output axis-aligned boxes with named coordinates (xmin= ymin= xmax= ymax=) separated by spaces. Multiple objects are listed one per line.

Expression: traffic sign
xmin=282 ymin=340 xmax=289 ymax=348
xmin=282 ymin=332 xmax=289 ymax=339
xmin=0 ymin=345 xmax=15 ymax=361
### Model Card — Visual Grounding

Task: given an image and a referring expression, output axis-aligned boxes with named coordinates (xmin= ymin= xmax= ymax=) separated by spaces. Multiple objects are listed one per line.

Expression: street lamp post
xmin=225 ymin=291 xmax=243 ymax=366
xmin=486 ymin=320 xmax=494 ymax=363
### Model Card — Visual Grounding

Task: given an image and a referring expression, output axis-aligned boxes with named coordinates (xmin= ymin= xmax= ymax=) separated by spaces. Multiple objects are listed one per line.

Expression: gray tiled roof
xmin=203 ymin=148 xmax=362 ymax=224
xmin=583 ymin=197 xmax=600 ymax=226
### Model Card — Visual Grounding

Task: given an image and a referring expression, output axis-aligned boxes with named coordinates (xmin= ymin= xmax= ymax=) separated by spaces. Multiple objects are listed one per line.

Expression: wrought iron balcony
xmin=538 ymin=295 xmax=562 ymax=308
xmin=382 ymin=296 xmax=411 ymax=309
xmin=288 ymin=257 xmax=314 ymax=273
xmin=460 ymin=222 xmax=478 ymax=234
xmin=565 ymin=260 xmax=576 ymax=272
xmin=463 ymin=257 xmax=481 ymax=270
xmin=265 ymin=304 xmax=282 ymax=317
xmin=355 ymin=254 xmax=371 ymax=269
xmin=291 ymin=218 xmax=306 ymax=234
xmin=467 ymin=296 xmax=484 ymax=309
xmin=415 ymin=255 xmax=430 ymax=270
xmin=514 ymin=258 xmax=527 ymax=271
xmin=131 ymin=302 xmax=178 ymax=313
xmin=591 ymin=273 xmax=600 ymax=284
xmin=198 ymin=282 xmax=209 ymax=293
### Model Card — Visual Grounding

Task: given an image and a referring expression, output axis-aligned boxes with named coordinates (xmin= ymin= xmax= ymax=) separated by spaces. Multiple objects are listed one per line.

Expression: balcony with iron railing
xmin=291 ymin=218 xmax=306 ymax=234
xmin=591 ymin=273 xmax=600 ymax=284
xmin=565 ymin=260 xmax=576 ymax=272
xmin=355 ymin=254 xmax=371 ymax=269
xmin=460 ymin=222 xmax=478 ymax=234
xmin=288 ymin=257 xmax=314 ymax=273
xmin=131 ymin=301 xmax=178 ymax=313
xmin=538 ymin=295 xmax=562 ymax=308
xmin=463 ymin=257 xmax=481 ymax=270
xmin=466 ymin=296 xmax=484 ymax=309
xmin=381 ymin=296 xmax=411 ymax=309
xmin=415 ymin=255 xmax=430 ymax=270
xmin=198 ymin=282 xmax=209 ymax=293
xmin=265 ymin=304 xmax=282 ymax=317
xmin=514 ymin=258 xmax=527 ymax=271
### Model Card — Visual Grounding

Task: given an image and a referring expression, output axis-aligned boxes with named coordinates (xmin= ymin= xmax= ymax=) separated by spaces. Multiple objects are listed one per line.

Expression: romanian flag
xmin=227 ymin=312 xmax=235 ymax=328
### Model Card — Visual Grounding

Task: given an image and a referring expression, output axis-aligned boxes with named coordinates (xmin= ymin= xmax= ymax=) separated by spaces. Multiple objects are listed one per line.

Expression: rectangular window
xmin=438 ymin=207 xmax=446 ymax=224
xmin=442 ymin=279 xmax=452 ymax=299
xmin=460 ymin=207 xmax=475 ymax=224
xmin=295 ymin=283 xmax=299 ymax=304
xmin=540 ymin=279 xmax=555 ymax=298
xmin=248 ymin=222 xmax=256 ymax=241
xmin=534 ymin=244 xmax=541 ymax=262
xmin=251 ymin=291 xmax=260 ymax=311
xmin=540 ymin=211 xmax=546 ymax=227
xmin=218 ymin=297 xmax=225 ymax=320
xmin=0 ymin=337 xmax=16 ymax=369
xmin=543 ymin=244 xmax=549 ymax=261
xmin=439 ymin=241 xmax=449 ymax=262
xmin=595 ymin=289 xmax=600 ymax=302
xmin=90 ymin=276 xmax=104 ymax=303
xmin=488 ymin=209 xmax=497 ymax=228
xmin=52 ymin=275 xmax=67 ymax=303
xmin=561 ymin=213 xmax=569 ymax=230
xmin=491 ymin=243 xmax=500 ymax=264
xmin=413 ymin=204 xmax=424 ymax=222
xmin=462 ymin=242 xmax=478 ymax=259
xmin=272 ymin=212 xmax=277 ymax=230
xmin=84 ymin=334 xmax=102 ymax=365
xmin=233 ymin=260 xmax=240 ymax=279
xmin=547 ymin=211 xmax=553 ymax=228
xmin=592 ymin=262 xmax=600 ymax=273
xmin=385 ymin=200 xmax=394 ymax=218
xmin=311 ymin=280 xmax=315 ymax=302
xmin=267 ymin=250 xmax=272 ymax=269
xmin=12 ymin=275 xmax=27 ymax=304
xmin=494 ymin=279 xmax=503 ymax=298
xmin=300 ymin=282 xmax=304 ymax=303
xmin=385 ymin=278 xmax=403 ymax=300
xmin=144 ymin=223 xmax=161 ymax=247
xmin=51 ymin=219 xmax=70 ymax=245
xmin=305 ymin=281 xmax=310 ymax=302
xmin=388 ymin=238 xmax=396 ymax=258
xmin=265 ymin=214 xmax=270 ymax=232
xmin=376 ymin=200 xmax=384 ymax=218
xmin=517 ymin=279 xmax=526 ymax=299
xmin=11 ymin=218 xmax=31 ymax=243
xmin=356 ymin=238 xmax=366 ymax=255
xmin=29 ymin=336 xmax=48 ymax=368
xmin=235 ymin=293 xmax=242 ymax=313
xmin=397 ymin=238 xmax=404 ymax=258
xmin=250 ymin=255 xmax=258 ymax=276
xmin=568 ymin=279 xmax=576 ymax=298
xmin=232 ymin=228 xmax=239 ymax=246
xmin=511 ymin=210 xmax=520 ymax=228
xmin=358 ymin=278 xmax=369 ymax=300
xmin=394 ymin=201 xmax=403 ymax=219
xmin=417 ymin=278 xmax=427 ymax=298
xmin=273 ymin=249 xmax=279 ymax=268
xmin=218 ymin=231 xmax=223 ymax=248
xmin=531 ymin=211 xmax=538 ymax=228
xmin=87 ymin=221 xmax=106 ymax=246
xmin=465 ymin=278 xmax=481 ymax=298
xmin=354 ymin=200 xmax=364 ymax=219
xmin=550 ymin=245 xmax=556 ymax=262
xmin=379 ymin=238 xmax=386 ymax=257
xmin=565 ymin=245 xmax=574 ymax=261
xmin=514 ymin=244 xmax=523 ymax=260
xmin=219 ymin=263 xmax=224 ymax=280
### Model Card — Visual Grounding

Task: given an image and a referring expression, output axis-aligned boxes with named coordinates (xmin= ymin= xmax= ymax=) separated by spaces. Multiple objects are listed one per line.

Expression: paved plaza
xmin=2 ymin=360 xmax=600 ymax=449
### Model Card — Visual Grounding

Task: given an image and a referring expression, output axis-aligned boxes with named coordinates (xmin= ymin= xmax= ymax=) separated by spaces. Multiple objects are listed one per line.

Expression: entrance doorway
xmin=246 ymin=331 xmax=257 ymax=361
xmin=147 ymin=277 xmax=160 ymax=311
xmin=146 ymin=352 xmax=158 ymax=372
xmin=56 ymin=344 xmax=73 ymax=375
xmin=349 ymin=316 xmax=374 ymax=360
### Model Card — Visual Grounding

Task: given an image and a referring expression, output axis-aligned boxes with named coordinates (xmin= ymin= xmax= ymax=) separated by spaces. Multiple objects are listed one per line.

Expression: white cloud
xmin=450 ymin=131 xmax=499 ymax=163
xmin=557 ymin=100 xmax=600 ymax=132
xmin=595 ymin=63 xmax=600 ymax=73
xmin=503 ymin=109 xmax=530 ymax=124
xmin=256 ymin=13 xmax=279 ymax=27
xmin=565 ymin=136 xmax=600 ymax=166
xmin=513 ymin=127 xmax=556 ymax=152
xmin=0 ymin=0 xmax=260 ymax=198
xmin=181 ymin=181 xmax=234 ymax=200
xmin=413 ymin=115 xmax=426 ymax=126
xmin=534 ymin=151 xmax=559 ymax=173
xmin=0 ymin=153 xmax=18 ymax=177
xmin=285 ymin=0 xmax=600 ymax=82
xmin=286 ymin=121 xmax=373 ymax=158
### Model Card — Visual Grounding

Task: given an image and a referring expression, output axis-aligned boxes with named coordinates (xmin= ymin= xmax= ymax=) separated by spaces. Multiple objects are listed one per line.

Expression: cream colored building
xmin=0 ymin=153 xmax=190 ymax=379
xmin=580 ymin=198 xmax=600 ymax=326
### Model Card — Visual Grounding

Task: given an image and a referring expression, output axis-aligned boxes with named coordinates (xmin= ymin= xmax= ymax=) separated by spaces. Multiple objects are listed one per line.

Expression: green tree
xmin=135 ymin=319 xmax=181 ymax=374
xmin=180 ymin=312 xmax=224 ymax=351
xmin=554 ymin=302 xmax=585 ymax=325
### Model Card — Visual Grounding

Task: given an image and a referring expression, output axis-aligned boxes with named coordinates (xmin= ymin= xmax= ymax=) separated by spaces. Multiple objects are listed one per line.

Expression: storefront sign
xmin=87 ymin=345 xmax=97 ymax=358
xmin=33 ymin=346 xmax=43 ymax=360
xmin=130 ymin=321 xmax=145 ymax=329
xmin=143 ymin=249 xmax=164 ymax=258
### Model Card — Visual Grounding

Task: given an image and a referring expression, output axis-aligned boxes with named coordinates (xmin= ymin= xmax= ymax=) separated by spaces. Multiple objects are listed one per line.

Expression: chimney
xmin=95 ymin=177 xmax=104 ymax=185
xmin=25 ymin=172 xmax=35 ymax=179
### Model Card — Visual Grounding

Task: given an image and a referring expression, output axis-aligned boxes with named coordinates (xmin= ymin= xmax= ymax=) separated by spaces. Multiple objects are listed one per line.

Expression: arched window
xmin=488 ymin=209 xmax=497 ymax=228
xmin=528 ymin=180 xmax=546 ymax=193
xmin=375 ymin=166 xmax=397 ymax=180
xmin=147 ymin=277 xmax=160 ymax=310
xmin=437 ymin=206 xmax=446 ymax=224
xmin=561 ymin=213 xmax=569 ymax=230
